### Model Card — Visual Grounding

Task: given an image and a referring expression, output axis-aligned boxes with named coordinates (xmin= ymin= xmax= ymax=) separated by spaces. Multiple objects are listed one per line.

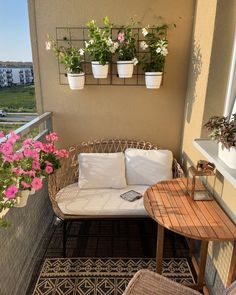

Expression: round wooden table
xmin=144 ymin=178 xmax=236 ymax=291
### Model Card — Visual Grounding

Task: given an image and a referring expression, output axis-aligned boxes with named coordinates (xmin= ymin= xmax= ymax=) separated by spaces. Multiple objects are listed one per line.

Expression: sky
xmin=0 ymin=0 xmax=32 ymax=62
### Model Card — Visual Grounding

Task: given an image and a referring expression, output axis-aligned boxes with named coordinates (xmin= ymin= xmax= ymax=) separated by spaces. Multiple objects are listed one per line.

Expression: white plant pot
xmin=0 ymin=207 xmax=9 ymax=219
xmin=91 ymin=61 xmax=109 ymax=79
xmin=117 ymin=61 xmax=134 ymax=78
xmin=67 ymin=73 xmax=85 ymax=90
xmin=30 ymin=188 xmax=35 ymax=195
xmin=15 ymin=190 xmax=30 ymax=208
xmin=145 ymin=72 xmax=163 ymax=89
xmin=218 ymin=145 xmax=236 ymax=169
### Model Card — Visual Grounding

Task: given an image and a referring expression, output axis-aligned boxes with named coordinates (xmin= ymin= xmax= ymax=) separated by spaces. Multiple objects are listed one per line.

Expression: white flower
xmin=89 ymin=39 xmax=94 ymax=45
xmin=110 ymin=46 xmax=116 ymax=53
xmin=161 ymin=48 xmax=168 ymax=56
xmin=113 ymin=42 xmax=119 ymax=50
xmin=132 ymin=57 xmax=139 ymax=66
xmin=79 ymin=48 xmax=84 ymax=56
xmin=45 ymin=41 xmax=52 ymax=50
xmin=85 ymin=41 xmax=89 ymax=48
xmin=156 ymin=47 xmax=161 ymax=53
xmin=140 ymin=41 xmax=148 ymax=50
xmin=142 ymin=28 xmax=148 ymax=36
xmin=106 ymin=37 xmax=113 ymax=47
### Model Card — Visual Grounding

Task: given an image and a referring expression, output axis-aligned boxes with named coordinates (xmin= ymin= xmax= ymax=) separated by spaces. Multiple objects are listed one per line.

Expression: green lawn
xmin=0 ymin=124 xmax=21 ymax=134
xmin=0 ymin=85 xmax=36 ymax=112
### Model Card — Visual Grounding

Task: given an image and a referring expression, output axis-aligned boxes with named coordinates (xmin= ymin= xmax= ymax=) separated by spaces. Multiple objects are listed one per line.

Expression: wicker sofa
xmin=48 ymin=139 xmax=184 ymax=256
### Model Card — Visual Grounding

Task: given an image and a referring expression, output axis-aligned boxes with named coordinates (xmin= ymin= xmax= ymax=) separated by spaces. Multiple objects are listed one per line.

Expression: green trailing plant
xmin=204 ymin=113 xmax=236 ymax=149
xmin=140 ymin=24 xmax=169 ymax=72
xmin=46 ymin=35 xmax=84 ymax=73
xmin=85 ymin=16 xmax=114 ymax=65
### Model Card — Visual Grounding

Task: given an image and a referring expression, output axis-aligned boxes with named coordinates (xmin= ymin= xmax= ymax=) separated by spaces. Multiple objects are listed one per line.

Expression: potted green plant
xmin=86 ymin=16 xmax=114 ymax=79
xmin=204 ymin=113 xmax=236 ymax=169
xmin=140 ymin=25 xmax=169 ymax=89
xmin=115 ymin=20 xmax=138 ymax=78
xmin=46 ymin=36 xmax=85 ymax=90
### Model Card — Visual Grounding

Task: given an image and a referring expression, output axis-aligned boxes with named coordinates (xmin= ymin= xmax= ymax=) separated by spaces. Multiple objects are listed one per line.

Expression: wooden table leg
xmin=197 ymin=240 xmax=209 ymax=291
xmin=156 ymin=223 xmax=164 ymax=274
xmin=227 ymin=240 xmax=236 ymax=287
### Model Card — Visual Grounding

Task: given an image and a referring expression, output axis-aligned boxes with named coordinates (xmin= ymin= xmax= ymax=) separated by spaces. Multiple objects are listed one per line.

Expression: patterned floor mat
xmin=33 ymin=257 xmax=195 ymax=295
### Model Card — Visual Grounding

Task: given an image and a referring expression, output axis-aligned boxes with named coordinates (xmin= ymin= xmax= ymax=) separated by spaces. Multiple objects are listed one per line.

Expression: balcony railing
xmin=0 ymin=112 xmax=53 ymax=144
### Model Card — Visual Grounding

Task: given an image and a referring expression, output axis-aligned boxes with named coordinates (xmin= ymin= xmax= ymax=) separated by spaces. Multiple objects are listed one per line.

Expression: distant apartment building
xmin=0 ymin=63 xmax=34 ymax=87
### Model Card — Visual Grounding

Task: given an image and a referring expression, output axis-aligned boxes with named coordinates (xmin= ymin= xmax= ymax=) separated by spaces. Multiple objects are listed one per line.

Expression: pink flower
xmin=23 ymin=138 xmax=33 ymax=146
xmin=33 ymin=141 xmax=43 ymax=149
xmin=45 ymin=165 xmax=53 ymax=174
xmin=25 ymin=170 xmax=36 ymax=177
xmin=118 ymin=32 xmax=125 ymax=43
xmin=8 ymin=132 xmax=20 ymax=144
xmin=42 ymin=143 xmax=55 ymax=153
xmin=3 ymin=155 xmax=13 ymax=162
xmin=12 ymin=167 xmax=24 ymax=175
xmin=12 ymin=152 xmax=24 ymax=161
xmin=55 ymin=149 xmax=69 ymax=158
xmin=21 ymin=181 xmax=31 ymax=189
xmin=31 ymin=177 xmax=43 ymax=191
xmin=1 ymin=142 xmax=13 ymax=155
xmin=46 ymin=133 xmax=59 ymax=142
xmin=32 ymin=160 xmax=41 ymax=170
xmin=23 ymin=148 xmax=39 ymax=160
xmin=5 ymin=185 xmax=18 ymax=199
xmin=0 ymin=131 xmax=4 ymax=138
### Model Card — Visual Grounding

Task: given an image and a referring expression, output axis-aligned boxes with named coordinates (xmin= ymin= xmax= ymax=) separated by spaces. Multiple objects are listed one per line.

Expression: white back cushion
xmin=78 ymin=152 xmax=127 ymax=189
xmin=125 ymin=148 xmax=173 ymax=185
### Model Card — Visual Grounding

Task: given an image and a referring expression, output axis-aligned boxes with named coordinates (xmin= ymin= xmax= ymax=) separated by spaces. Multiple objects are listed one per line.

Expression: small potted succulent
xmin=140 ymin=24 xmax=169 ymax=89
xmin=115 ymin=20 xmax=138 ymax=78
xmin=46 ymin=36 xmax=85 ymax=90
xmin=204 ymin=113 xmax=236 ymax=169
xmin=86 ymin=16 xmax=115 ymax=79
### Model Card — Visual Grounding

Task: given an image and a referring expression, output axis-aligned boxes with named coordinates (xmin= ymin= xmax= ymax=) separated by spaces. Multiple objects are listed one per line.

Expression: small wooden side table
xmin=144 ymin=178 xmax=236 ymax=291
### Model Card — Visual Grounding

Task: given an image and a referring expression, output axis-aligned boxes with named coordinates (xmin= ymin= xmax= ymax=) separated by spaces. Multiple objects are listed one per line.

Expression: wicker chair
xmin=48 ymin=139 xmax=184 ymax=256
xmin=123 ymin=269 xmax=236 ymax=295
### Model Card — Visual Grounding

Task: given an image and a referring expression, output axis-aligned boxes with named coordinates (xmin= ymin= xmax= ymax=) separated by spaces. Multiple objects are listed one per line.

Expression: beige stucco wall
xmin=29 ymin=0 xmax=195 ymax=157
xmin=181 ymin=0 xmax=236 ymax=292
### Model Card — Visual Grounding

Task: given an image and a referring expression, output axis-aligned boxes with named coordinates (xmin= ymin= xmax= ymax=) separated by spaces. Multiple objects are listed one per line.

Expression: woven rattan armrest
xmin=48 ymin=139 xmax=184 ymax=220
xmin=123 ymin=269 xmax=201 ymax=295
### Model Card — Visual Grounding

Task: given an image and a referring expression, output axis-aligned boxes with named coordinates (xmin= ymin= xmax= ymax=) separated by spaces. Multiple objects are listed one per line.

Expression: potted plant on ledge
xmin=46 ymin=36 xmax=85 ymax=90
xmin=115 ymin=20 xmax=138 ymax=78
xmin=0 ymin=131 xmax=68 ymax=228
xmin=204 ymin=113 xmax=236 ymax=169
xmin=140 ymin=25 xmax=169 ymax=89
xmin=86 ymin=16 xmax=115 ymax=79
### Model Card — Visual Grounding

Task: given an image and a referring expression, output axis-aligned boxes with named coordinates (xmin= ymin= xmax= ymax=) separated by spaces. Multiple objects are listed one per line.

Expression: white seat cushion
xmin=78 ymin=152 xmax=127 ymax=189
xmin=125 ymin=148 xmax=173 ymax=185
xmin=56 ymin=183 xmax=149 ymax=216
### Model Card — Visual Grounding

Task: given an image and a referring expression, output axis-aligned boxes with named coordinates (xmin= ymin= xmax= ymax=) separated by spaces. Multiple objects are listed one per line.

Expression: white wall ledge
xmin=193 ymin=139 xmax=236 ymax=188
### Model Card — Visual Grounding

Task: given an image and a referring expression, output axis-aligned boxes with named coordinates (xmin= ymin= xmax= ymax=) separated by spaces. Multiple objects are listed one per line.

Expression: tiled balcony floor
xmin=26 ymin=218 xmax=193 ymax=294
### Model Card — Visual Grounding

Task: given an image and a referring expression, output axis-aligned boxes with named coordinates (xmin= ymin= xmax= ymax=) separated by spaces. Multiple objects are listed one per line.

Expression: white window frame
xmin=224 ymin=27 xmax=236 ymax=117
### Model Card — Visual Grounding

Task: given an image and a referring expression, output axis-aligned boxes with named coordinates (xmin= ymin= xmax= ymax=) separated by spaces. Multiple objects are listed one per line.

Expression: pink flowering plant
xmin=115 ymin=19 xmax=138 ymax=64
xmin=0 ymin=131 xmax=68 ymax=227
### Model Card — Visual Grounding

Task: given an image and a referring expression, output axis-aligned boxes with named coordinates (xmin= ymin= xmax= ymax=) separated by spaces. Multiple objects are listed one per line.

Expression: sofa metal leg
xmin=63 ymin=221 xmax=67 ymax=258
